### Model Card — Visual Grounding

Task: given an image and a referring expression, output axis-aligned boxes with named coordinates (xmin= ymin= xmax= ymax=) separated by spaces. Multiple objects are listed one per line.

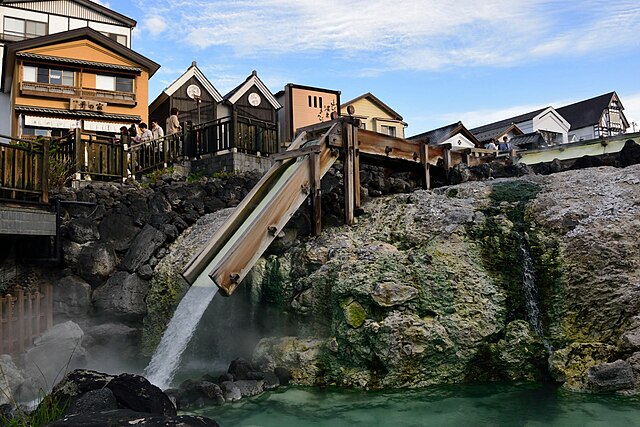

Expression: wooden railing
xmin=0 ymin=284 xmax=53 ymax=356
xmin=0 ymin=134 xmax=49 ymax=203
xmin=20 ymin=81 xmax=136 ymax=105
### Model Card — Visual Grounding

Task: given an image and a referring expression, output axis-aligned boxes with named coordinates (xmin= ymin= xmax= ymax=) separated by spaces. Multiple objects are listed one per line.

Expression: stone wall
xmin=191 ymin=151 xmax=273 ymax=176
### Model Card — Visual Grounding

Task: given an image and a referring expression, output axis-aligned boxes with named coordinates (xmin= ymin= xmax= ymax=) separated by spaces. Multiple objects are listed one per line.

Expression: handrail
xmin=20 ymin=81 xmax=136 ymax=103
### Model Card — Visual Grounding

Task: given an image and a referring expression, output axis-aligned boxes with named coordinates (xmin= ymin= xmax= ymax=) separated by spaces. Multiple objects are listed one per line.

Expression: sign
xmin=83 ymin=121 xmax=124 ymax=133
xmin=70 ymin=98 xmax=107 ymax=112
xmin=24 ymin=116 xmax=80 ymax=129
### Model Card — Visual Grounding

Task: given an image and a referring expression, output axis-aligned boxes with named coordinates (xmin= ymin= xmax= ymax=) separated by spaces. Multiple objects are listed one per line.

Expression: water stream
xmin=144 ymin=275 xmax=219 ymax=390
xmin=520 ymin=244 xmax=552 ymax=352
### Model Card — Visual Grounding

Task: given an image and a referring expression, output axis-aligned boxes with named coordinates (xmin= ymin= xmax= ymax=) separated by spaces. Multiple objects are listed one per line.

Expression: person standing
xmin=166 ymin=108 xmax=181 ymax=136
xmin=138 ymin=122 xmax=153 ymax=142
xmin=150 ymin=120 xmax=164 ymax=140
xmin=128 ymin=123 xmax=138 ymax=142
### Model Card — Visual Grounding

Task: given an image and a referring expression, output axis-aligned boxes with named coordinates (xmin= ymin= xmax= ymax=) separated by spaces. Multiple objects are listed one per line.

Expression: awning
xmin=83 ymin=120 xmax=125 ymax=133
xmin=24 ymin=115 xmax=80 ymax=129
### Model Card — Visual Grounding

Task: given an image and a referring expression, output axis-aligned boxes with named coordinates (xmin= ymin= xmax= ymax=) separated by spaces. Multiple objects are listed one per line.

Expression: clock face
xmin=248 ymin=92 xmax=261 ymax=106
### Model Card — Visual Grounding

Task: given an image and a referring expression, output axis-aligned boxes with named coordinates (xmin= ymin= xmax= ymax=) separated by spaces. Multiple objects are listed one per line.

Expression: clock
xmin=248 ymin=92 xmax=261 ymax=106
xmin=186 ymin=84 xmax=201 ymax=99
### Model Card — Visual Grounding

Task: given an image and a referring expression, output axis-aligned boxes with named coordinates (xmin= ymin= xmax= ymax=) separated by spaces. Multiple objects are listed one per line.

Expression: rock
xmin=620 ymin=327 xmax=640 ymax=353
xmin=178 ymin=380 xmax=225 ymax=409
xmin=98 ymin=213 xmax=140 ymax=252
xmin=548 ymin=343 xmax=617 ymax=391
xmin=343 ymin=300 xmax=367 ymax=328
xmin=66 ymin=218 xmax=100 ymax=243
xmin=24 ymin=321 xmax=88 ymax=395
xmin=76 ymin=242 xmax=118 ymax=286
xmin=220 ymin=381 xmax=241 ymax=402
xmin=274 ymin=367 xmax=292 ymax=386
xmin=53 ymin=275 xmax=92 ymax=320
xmin=234 ymin=380 xmax=264 ymax=397
xmin=46 ymin=409 xmax=219 ymax=426
xmin=83 ymin=323 xmax=140 ymax=368
xmin=120 ymin=224 xmax=166 ymax=272
xmin=92 ymin=271 xmax=149 ymax=320
xmin=370 ymin=281 xmax=418 ymax=307
xmin=0 ymin=355 xmax=25 ymax=406
xmin=49 ymin=370 xmax=114 ymax=409
xmin=106 ymin=373 xmax=176 ymax=416
xmin=228 ymin=357 xmax=254 ymax=380
xmin=586 ymin=360 xmax=635 ymax=392
xmin=66 ymin=388 xmax=118 ymax=415
xmin=493 ymin=320 xmax=547 ymax=381
xmin=252 ymin=337 xmax=325 ymax=386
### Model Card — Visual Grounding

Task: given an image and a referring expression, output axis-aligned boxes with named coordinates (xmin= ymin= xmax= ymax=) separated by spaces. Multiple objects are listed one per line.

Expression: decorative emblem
xmin=248 ymin=92 xmax=261 ymax=106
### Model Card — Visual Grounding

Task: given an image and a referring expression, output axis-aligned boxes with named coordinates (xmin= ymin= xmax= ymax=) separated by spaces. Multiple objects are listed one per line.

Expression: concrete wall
xmin=191 ymin=151 xmax=272 ymax=176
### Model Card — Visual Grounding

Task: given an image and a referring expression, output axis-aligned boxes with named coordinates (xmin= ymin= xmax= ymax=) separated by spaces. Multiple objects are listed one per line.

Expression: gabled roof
xmin=556 ymin=91 xmax=628 ymax=130
xmin=472 ymin=123 xmax=524 ymax=144
xmin=149 ymin=61 xmax=223 ymax=112
xmin=408 ymin=121 xmax=480 ymax=146
xmin=15 ymin=105 xmax=141 ymax=121
xmin=509 ymin=132 xmax=545 ymax=148
xmin=469 ymin=107 xmax=548 ymax=139
xmin=16 ymin=52 xmax=142 ymax=73
xmin=2 ymin=27 xmax=160 ymax=91
xmin=342 ymin=92 xmax=403 ymax=121
xmin=1 ymin=0 xmax=136 ymax=27
xmin=223 ymin=70 xmax=281 ymax=109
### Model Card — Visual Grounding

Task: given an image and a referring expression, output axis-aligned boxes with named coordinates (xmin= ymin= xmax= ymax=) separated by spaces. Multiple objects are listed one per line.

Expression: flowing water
xmin=192 ymin=383 xmax=640 ymax=427
xmin=144 ymin=275 xmax=219 ymax=389
xmin=520 ymin=244 xmax=552 ymax=352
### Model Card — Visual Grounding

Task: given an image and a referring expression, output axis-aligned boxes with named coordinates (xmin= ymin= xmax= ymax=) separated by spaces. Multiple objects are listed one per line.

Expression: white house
xmin=471 ymin=106 xmax=570 ymax=146
xmin=408 ymin=121 xmax=480 ymax=151
xmin=556 ymin=91 xmax=629 ymax=142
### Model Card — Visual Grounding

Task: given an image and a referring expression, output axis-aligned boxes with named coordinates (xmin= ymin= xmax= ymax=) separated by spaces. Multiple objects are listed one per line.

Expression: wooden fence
xmin=0 ymin=284 xmax=53 ymax=356
xmin=0 ymin=134 xmax=49 ymax=203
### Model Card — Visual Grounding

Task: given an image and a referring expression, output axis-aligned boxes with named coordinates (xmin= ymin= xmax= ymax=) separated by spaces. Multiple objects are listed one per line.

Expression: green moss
xmin=343 ymin=299 xmax=367 ymax=328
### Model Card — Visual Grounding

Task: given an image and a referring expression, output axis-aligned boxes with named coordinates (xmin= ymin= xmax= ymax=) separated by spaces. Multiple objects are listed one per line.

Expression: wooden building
xmin=557 ymin=91 xmax=629 ymax=142
xmin=1 ymin=27 xmax=159 ymax=138
xmin=275 ymin=83 xmax=341 ymax=145
xmin=408 ymin=121 xmax=481 ymax=150
xmin=148 ymin=61 xmax=223 ymax=128
xmin=340 ymin=92 xmax=407 ymax=138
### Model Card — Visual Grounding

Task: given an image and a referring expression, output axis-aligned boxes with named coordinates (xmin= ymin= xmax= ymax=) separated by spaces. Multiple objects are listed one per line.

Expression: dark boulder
xmin=228 ymin=357 xmax=254 ymax=380
xmin=178 ymin=379 xmax=225 ymax=409
xmin=120 ymin=224 xmax=166 ymax=272
xmin=234 ymin=380 xmax=264 ymax=397
xmin=274 ymin=367 xmax=292 ymax=386
xmin=98 ymin=213 xmax=140 ymax=252
xmin=76 ymin=242 xmax=118 ymax=286
xmin=106 ymin=373 xmax=176 ymax=416
xmin=220 ymin=381 xmax=241 ymax=402
xmin=66 ymin=217 xmax=100 ymax=243
xmin=46 ymin=409 xmax=219 ymax=426
xmin=586 ymin=360 xmax=635 ymax=392
xmin=66 ymin=388 xmax=118 ymax=415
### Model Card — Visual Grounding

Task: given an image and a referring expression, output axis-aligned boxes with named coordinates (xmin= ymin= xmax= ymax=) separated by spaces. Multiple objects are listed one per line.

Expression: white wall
xmin=569 ymin=126 xmax=595 ymax=142
xmin=49 ymin=14 xmax=70 ymax=33
xmin=533 ymin=110 xmax=570 ymax=144
xmin=0 ymin=91 xmax=12 ymax=137
xmin=441 ymin=133 xmax=476 ymax=150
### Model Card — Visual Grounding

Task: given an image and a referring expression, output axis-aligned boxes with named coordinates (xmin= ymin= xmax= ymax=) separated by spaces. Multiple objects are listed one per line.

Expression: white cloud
xmin=142 ymin=15 xmax=167 ymax=37
xmin=91 ymin=0 xmax=111 ymax=8
xmin=621 ymin=92 xmax=640 ymax=132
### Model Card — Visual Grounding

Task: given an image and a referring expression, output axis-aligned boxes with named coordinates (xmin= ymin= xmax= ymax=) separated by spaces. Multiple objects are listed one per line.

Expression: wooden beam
xmin=358 ymin=129 xmax=421 ymax=162
xmin=270 ymin=144 xmax=321 ymax=161
xmin=343 ymin=121 xmax=355 ymax=226
xmin=419 ymin=140 xmax=430 ymax=190
xmin=353 ymin=125 xmax=361 ymax=209
xmin=310 ymin=151 xmax=321 ymax=236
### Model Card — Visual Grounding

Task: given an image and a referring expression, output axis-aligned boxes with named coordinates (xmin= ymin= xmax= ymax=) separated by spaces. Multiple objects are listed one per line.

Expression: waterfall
xmin=520 ymin=244 xmax=552 ymax=352
xmin=144 ymin=274 xmax=218 ymax=390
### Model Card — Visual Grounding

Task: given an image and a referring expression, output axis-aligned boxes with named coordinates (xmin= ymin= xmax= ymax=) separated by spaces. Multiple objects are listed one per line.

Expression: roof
xmin=149 ymin=61 xmax=223 ymax=113
xmin=556 ymin=91 xmax=628 ymax=130
xmin=15 ymin=105 xmax=141 ymax=122
xmin=469 ymin=107 xmax=548 ymax=138
xmin=509 ymin=132 xmax=545 ymax=147
xmin=1 ymin=0 xmax=137 ymax=27
xmin=472 ymin=123 xmax=523 ymax=144
xmin=342 ymin=92 xmax=403 ymax=121
xmin=408 ymin=121 xmax=480 ymax=146
xmin=2 ymin=27 xmax=160 ymax=91
xmin=223 ymin=70 xmax=281 ymax=110
xmin=16 ymin=52 xmax=142 ymax=73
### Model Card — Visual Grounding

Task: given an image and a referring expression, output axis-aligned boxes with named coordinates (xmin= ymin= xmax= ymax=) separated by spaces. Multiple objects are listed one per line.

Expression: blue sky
xmin=103 ymin=0 xmax=639 ymax=136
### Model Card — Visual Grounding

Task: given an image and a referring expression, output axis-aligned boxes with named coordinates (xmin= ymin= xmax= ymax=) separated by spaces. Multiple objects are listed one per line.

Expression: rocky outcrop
xmin=249 ymin=164 xmax=640 ymax=392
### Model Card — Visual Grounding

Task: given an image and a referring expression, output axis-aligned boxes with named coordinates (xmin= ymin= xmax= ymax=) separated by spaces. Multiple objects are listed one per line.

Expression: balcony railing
xmin=20 ymin=82 xmax=136 ymax=105
xmin=0 ymin=31 xmax=45 ymax=42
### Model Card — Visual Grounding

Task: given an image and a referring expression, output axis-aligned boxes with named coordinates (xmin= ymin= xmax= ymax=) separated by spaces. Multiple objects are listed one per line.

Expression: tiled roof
xmin=470 ymin=108 xmax=547 ymax=139
xmin=15 ymin=105 xmax=141 ymax=122
xmin=510 ymin=132 xmax=545 ymax=147
xmin=16 ymin=52 xmax=142 ymax=73
xmin=408 ymin=122 xmax=462 ymax=144
xmin=556 ymin=92 xmax=616 ymax=130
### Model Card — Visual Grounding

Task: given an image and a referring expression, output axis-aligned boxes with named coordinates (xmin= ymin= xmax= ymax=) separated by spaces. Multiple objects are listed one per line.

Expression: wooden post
xmin=7 ymin=294 xmax=14 ymax=355
xmin=343 ymin=121 xmax=355 ymax=226
xmin=352 ymin=125 xmax=361 ymax=209
xmin=310 ymin=151 xmax=322 ymax=236
xmin=27 ymin=292 xmax=34 ymax=343
xmin=34 ymin=289 xmax=41 ymax=336
xmin=74 ymin=127 xmax=83 ymax=180
xmin=419 ymin=140 xmax=430 ymax=190
xmin=443 ymin=146 xmax=452 ymax=171
xmin=42 ymin=139 xmax=50 ymax=203
xmin=17 ymin=288 xmax=24 ymax=353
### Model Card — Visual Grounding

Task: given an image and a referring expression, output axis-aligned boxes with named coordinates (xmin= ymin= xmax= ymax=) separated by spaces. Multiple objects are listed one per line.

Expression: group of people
xmin=485 ymin=136 xmax=513 ymax=152
xmin=116 ymin=108 xmax=182 ymax=144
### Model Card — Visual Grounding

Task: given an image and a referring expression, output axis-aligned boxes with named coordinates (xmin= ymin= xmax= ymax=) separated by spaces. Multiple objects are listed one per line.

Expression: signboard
xmin=70 ymin=98 xmax=107 ymax=112
xmin=24 ymin=116 xmax=80 ymax=129
xmin=83 ymin=121 xmax=123 ymax=133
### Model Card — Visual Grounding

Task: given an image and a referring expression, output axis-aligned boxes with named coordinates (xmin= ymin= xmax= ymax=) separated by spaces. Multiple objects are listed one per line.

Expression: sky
xmin=102 ymin=0 xmax=640 ymax=136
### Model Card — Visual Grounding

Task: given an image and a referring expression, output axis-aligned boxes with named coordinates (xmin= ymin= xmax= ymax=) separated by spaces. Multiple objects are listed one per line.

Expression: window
xmin=308 ymin=95 xmax=312 ymax=107
xmin=96 ymin=75 xmax=134 ymax=93
xmin=381 ymin=125 xmax=396 ymax=137
xmin=4 ymin=17 xmax=47 ymax=40
xmin=24 ymin=65 xmax=74 ymax=86
xmin=319 ymin=97 xmax=323 ymax=109
xmin=101 ymin=32 xmax=127 ymax=46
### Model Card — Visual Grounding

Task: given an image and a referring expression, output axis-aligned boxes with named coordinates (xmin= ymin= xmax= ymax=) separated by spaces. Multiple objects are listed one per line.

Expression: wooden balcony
xmin=20 ymin=81 xmax=136 ymax=105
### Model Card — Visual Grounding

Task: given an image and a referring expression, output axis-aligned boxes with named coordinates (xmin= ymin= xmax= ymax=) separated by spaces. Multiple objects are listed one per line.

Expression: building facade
xmin=557 ymin=92 xmax=629 ymax=142
xmin=408 ymin=121 xmax=481 ymax=151
xmin=2 ymin=27 xmax=158 ymax=138
xmin=275 ymin=83 xmax=340 ymax=145
xmin=340 ymin=92 xmax=407 ymax=138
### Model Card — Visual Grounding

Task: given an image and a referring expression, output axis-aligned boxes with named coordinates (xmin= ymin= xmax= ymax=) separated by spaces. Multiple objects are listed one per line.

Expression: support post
xmin=310 ymin=151 xmax=322 ymax=236
xmin=17 ymin=288 xmax=24 ymax=353
xmin=419 ymin=140 xmax=430 ymax=190
xmin=352 ymin=125 xmax=361 ymax=209
xmin=41 ymin=139 xmax=49 ymax=203
xmin=343 ymin=121 xmax=355 ymax=226
xmin=73 ymin=127 xmax=83 ymax=180
xmin=443 ymin=146 xmax=452 ymax=171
